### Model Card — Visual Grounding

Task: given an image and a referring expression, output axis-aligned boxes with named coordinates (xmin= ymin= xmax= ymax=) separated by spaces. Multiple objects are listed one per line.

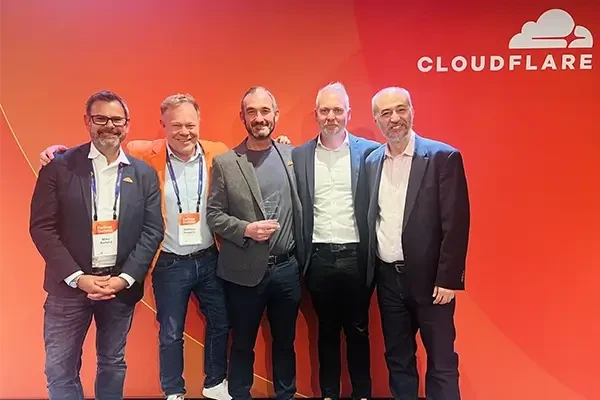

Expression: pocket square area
xmin=123 ymin=177 xmax=134 ymax=183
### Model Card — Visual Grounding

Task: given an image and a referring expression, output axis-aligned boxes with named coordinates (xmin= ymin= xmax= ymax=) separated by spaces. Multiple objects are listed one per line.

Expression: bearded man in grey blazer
xmin=207 ymin=86 xmax=305 ymax=400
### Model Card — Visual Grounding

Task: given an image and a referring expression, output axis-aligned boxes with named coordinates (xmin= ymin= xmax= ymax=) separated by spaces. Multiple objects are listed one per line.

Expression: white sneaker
xmin=202 ymin=379 xmax=232 ymax=400
xmin=166 ymin=395 xmax=184 ymax=400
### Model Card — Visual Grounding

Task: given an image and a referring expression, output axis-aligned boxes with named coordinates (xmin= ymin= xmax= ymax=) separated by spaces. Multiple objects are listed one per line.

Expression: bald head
xmin=371 ymin=87 xmax=412 ymax=115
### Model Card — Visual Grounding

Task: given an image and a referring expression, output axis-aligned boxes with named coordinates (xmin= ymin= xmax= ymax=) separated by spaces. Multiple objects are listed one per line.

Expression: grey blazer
xmin=206 ymin=139 xmax=306 ymax=287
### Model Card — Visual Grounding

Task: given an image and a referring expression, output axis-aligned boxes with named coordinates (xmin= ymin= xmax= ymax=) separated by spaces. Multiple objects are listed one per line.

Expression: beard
xmin=92 ymin=128 xmax=124 ymax=150
xmin=245 ymin=119 xmax=275 ymax=139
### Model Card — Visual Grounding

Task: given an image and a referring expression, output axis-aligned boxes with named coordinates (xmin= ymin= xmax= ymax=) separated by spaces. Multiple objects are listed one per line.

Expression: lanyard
xmin=166 ymin=153 xmax=203 ymax=214
xmin=91 ymin=164 xmax=124 ymax=221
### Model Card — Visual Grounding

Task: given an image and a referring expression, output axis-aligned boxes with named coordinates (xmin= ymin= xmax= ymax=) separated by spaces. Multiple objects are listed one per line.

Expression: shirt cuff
xmin=64 ymin=270 xmax=84 ymax=287
xmin=118 ymin=273 xmax=135 ymax=289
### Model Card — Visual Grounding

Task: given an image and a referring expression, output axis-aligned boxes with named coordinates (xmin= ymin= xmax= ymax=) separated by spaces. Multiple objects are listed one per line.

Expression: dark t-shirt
xmin=244 ymin=145 xmax=295 ymax=255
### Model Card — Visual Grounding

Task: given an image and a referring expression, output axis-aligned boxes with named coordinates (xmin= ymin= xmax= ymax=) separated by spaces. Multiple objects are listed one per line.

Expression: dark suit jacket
xmin=29 ymin=142 xmax=164 ymax=305
xmin=206 ymin=139 xmax=305 ymax=287
xmin=291 ymin=132 xmax=380 ymax=285
xmin=365 ymin=134 xmax=470 ymax=303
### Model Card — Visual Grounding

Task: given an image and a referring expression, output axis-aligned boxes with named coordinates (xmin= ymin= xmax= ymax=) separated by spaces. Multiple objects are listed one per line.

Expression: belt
xmin=379 ymin=258 xmax=406 ymax=274
xmin=268 ymin=248 xmax=295 ymax=266
xmin=313 ymin=242 xmax=358 ymax=253
xmin=91 ymin=266 xmax=113 ymax=276
xmin=160 ymin=244 xmax=217 ymax=261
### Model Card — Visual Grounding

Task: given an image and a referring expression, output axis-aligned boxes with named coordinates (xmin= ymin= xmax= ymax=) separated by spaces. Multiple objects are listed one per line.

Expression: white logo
xmin=418 ymin=9 xmax=593 ymax=73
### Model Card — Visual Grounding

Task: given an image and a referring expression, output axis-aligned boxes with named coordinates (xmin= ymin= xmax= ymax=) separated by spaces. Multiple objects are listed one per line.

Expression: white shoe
xmin=166 ymin=395 xmax=184 ymax=400
xmin=202 ymin=379 xmax=232 ymax=400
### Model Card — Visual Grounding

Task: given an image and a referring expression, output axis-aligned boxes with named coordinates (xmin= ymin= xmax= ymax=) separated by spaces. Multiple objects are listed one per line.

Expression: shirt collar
xmin=384 ymin=130 xmax=415 ymax=158
xmin=167 ymin=141 xmax=203 ymax=162
xmin=88 ymin=141 xmax=130 ymax=165
xmin=317 ymin=130 xmax=350 ymax=151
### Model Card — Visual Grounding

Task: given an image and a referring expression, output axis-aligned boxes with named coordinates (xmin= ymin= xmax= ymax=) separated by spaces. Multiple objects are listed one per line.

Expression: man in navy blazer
xmin=365 ymin=87 xmax=470 ymax=400
xmin=291 ymin=82 xmax=380 ymax=400
xmin=29 ymin=90 xmax=164 ymax=400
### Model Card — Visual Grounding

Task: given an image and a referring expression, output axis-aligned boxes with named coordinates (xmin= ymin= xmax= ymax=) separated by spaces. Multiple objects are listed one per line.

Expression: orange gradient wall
xmin=1 ymin=0 xmax=599 ymax=399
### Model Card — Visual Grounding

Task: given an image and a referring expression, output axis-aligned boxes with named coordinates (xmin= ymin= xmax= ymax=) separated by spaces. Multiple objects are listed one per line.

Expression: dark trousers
xmin=225 ymin=256 xmax=301 ymax=400
xmin=377 ymin=261 xmax=460 ymax=400
xmin=307 ymin=244 xmax=372 ymax=399
xmin=43 ymin=293 xmax=134 ymax=400
xmin=152 ymin=247 xmax=229 ymax=396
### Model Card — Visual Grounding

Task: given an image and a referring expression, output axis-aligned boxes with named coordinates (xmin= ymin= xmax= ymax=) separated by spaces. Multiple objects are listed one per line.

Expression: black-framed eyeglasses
xmin=90 ymin=115 xmax=129 ymax=127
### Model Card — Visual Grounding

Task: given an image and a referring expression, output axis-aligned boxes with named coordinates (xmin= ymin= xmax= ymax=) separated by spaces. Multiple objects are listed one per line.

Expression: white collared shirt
xmin=64 ymin=142 xmax=135 ymax=288
xmin=312 ymin=131 xmax=359 ymax=244
xmin=162 ymin=143 xmax=213 ymax=254
xmin=377 ymin=132 xmax=415 ymax=262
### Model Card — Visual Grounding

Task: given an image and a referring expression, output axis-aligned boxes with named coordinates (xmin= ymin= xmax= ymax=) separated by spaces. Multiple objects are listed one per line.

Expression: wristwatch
xmin=69 ymin=275 xmax=82 ymax=288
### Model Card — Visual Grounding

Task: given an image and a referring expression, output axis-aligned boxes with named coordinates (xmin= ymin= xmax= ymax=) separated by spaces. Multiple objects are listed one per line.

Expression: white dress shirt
xmin=162 ymin=143 xmax=213 ymax=255
xmin=64 ymin=142 xmax=135 ymax=288
xmin=312 ymin=131 xmax=360 ymax=244
xmin=377 ymin=132 xmax=415 ymax=262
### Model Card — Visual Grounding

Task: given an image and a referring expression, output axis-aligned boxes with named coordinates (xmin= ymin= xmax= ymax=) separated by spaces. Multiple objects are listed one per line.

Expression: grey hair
xmin=315 ymin=81 xmax=350 ymax=109
xmin=371 ymin=87 xmax=413 ymax=115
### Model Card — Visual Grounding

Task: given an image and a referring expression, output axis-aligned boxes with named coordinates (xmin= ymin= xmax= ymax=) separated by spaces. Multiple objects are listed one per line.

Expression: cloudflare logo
xmin=418 ymin=9 xmax=593 ymax=73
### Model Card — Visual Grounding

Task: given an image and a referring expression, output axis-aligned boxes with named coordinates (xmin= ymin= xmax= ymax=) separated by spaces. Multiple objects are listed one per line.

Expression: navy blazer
xmin=30 ymin=142 xmax=164 ymax=305
xmin=365 ymin=134 xmax=470 ymax=303
xmin=291 ymin=132 xmax=380 ymax=286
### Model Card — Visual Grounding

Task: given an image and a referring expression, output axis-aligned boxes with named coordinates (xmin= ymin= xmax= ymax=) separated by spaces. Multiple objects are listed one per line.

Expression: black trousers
xmin=377 ymin=260 xmax=460 ymax=400
xmin=225 ymin=256 xmax=301 ymax=400
xmin=307 ymin=243 xmax=372 ymax=399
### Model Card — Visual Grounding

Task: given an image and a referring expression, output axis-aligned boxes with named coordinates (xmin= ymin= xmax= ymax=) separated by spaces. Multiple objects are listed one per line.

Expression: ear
xmin=83 ymin=114 xmax=91 ymax=129
xmin=274 ymin=108 xmax=280 ymax=124
xmin=347 ymin=107 xmax=352 ymax=122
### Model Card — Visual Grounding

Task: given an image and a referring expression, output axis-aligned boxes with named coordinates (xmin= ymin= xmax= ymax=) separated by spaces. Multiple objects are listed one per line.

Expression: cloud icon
xmin=509 ymin=9 xmax=593 ymax=49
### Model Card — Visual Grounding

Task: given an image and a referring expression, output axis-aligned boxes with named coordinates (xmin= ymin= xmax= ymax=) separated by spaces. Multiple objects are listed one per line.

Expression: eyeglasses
xmin=90 ymin=115 xmax=129 ymax=127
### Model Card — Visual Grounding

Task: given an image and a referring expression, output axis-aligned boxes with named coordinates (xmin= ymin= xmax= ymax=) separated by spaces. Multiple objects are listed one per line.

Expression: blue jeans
xmin=225 ymin=256 xmax=301 ymax=400
xmin=43 ymin=293 xmax=134 ymax=400
xmin=152 ymin=249 xmax=229 ymax=396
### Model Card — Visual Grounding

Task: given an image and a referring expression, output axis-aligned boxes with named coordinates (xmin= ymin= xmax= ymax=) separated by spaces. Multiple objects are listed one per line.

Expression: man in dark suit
xmin=291 ymin=82 xmax=379 ymax=400
xmin=365 ymin=87 xmax=470 ymax=400
xmin=29 ymin=90 xmax=164 ymax=400
xmin=207 ymin=86 xmax=305 ymax=400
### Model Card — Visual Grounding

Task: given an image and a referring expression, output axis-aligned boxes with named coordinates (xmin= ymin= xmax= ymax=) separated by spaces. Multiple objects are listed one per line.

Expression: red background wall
xmin=1 ymin=0 xmax=599 ymax=398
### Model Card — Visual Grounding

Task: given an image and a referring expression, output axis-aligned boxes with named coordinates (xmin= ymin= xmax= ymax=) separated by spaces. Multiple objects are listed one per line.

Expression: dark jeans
xmin=377 ymin=262 xmax=460 ymax=400
xmin=152 ymin=248 xmax=229 ymax=396
xmin=307 ymin=246 xmax=372 ymax=399
xmin=43 ymin=293 xmax=134 ymax=400
xmin=225 ymin=256 xmax=301 ymax=400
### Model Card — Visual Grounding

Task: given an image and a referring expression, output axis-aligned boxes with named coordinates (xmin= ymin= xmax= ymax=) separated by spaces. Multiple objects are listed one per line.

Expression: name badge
xmin=92 ymin=220 xmax=118 ymax=257
xmin=178 ymin=212 xmax=201 ymax=245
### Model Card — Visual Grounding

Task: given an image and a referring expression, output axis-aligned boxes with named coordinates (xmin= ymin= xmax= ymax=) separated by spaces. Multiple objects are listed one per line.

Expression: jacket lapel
xmin=236 ymin=153 xmax=264 ymax=217
xmin=403 ymin=135 xmax=428 ymax=231
xmin=76 ymin=144 xmax=93 ymax=222
xmin=368 ymin=146 xmax=386 ymax=228
xmin=118 ymin=162 xmax=135 ymax=226
xmin=306 ymin=138 xmax=317 ymax=203
xmin=349 ymin=133 xmax=361 ymax=201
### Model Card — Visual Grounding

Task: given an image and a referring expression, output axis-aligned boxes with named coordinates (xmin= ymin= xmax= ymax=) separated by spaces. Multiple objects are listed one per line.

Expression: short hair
xmin=85 ymin=90 xmax=129 ymax=118
xmin=371 ymin=87 xmax=413 ymax=115
xmin=315 ymin=81 xmax=350 ymax=109
xmin=240 ymin=86 xmax=278 ymax=112
xmin=160 ymin=93 xmax=200 ymax=116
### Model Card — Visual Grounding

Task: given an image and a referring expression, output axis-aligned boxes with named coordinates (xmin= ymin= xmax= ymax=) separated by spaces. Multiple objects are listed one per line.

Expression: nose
xmin=254 ymin=113 xmax=265 ymax=123
xmin=390 ymin=111 xmax=401 ymax=123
